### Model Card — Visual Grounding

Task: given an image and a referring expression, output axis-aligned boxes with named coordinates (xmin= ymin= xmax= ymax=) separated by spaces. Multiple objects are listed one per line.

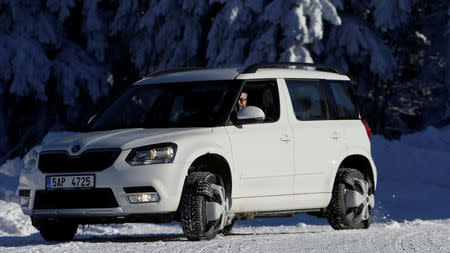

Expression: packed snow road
xmin=1 ymin=215 xmax=449 ymax=252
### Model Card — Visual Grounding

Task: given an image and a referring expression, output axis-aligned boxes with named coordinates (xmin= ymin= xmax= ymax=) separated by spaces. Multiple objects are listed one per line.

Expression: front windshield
xmin=89 ymin=81 xmax=241 ymax=131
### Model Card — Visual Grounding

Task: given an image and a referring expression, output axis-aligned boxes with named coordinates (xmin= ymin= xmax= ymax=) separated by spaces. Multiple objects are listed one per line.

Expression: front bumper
xmin=18 ymin=150 xmax=188 ymax=218
xmin=32 ymin=207 xmax=125 ymax=217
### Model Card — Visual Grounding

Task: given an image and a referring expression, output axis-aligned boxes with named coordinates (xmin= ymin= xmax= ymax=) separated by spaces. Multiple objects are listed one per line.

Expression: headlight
xmin=126 ymin=143 xmax=177 ymax=166
xmin=23 ymin=150 xmax=38 ymax=170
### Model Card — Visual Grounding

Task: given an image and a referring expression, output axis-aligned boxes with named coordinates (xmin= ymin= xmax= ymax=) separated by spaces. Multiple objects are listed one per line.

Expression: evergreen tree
xmin=0 ymin=0 xmax=447 ymax=163
xmin=318 ymin=0 xmax=449 ymax=137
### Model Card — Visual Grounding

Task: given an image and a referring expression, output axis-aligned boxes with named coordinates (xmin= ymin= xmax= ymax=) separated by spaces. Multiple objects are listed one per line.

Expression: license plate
xmin=46 ymin=175 xmax=95 ymax=189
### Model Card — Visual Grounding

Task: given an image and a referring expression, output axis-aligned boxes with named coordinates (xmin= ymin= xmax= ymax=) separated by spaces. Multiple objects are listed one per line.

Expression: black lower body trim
xmin=34 ymin=188 xmax=119 ymax=209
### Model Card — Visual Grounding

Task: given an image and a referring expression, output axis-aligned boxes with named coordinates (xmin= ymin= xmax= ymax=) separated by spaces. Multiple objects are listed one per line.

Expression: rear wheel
xmin=326 ymin=168 xmax=374 ymax=230
xmin=180 ymin=171 xmax=229 ymax=241
xmin=34 ymin=218 xmax=78 ymax=241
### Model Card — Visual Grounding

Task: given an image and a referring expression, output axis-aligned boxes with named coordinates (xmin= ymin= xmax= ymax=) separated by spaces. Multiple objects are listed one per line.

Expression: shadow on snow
xmin=0 ymin=229 xmax=332 ymax=247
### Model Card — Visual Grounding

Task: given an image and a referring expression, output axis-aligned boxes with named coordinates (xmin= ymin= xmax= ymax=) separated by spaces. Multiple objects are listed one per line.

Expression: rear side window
xmin=327 ymin=82 xmax=359 ymax=119
xmin=286 ymin=80 xmax=327 ymax=120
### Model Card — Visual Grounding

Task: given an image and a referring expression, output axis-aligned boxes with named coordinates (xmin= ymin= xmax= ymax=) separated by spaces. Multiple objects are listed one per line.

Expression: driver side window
xmin=235 ymin=80 xmax=280 ymax=124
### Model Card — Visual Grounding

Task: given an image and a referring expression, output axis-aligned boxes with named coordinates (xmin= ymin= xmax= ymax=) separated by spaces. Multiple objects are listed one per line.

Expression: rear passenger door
xmin=283 ymin=79 xmax=347 ymax=194
xmin=324 ymin=81 xmax=366 ymax=154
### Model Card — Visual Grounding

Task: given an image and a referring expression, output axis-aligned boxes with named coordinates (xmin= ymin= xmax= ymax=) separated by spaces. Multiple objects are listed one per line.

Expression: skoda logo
xmin=72 ymin=145 xmax=81 ymax=153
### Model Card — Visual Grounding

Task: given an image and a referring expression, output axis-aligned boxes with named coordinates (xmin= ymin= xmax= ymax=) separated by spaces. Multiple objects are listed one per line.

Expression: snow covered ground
xmin=0 ymin=206 xmax=449 ymax=253
xmin=0 ymin=127 xmax=449 ymax=252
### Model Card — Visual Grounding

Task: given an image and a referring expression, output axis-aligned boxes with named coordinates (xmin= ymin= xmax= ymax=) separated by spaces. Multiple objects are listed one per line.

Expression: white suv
xmin=19 ymin=63 xmax=377 ymax=241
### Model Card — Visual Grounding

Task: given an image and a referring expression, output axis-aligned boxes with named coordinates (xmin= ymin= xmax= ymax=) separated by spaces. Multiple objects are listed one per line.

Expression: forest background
xmin=0 ymin=0 xmax=448 ymax=163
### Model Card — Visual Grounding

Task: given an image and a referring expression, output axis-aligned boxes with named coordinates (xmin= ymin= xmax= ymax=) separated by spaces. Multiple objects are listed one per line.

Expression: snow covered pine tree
xmin=0 ymin=0 xmax=447 ymax=162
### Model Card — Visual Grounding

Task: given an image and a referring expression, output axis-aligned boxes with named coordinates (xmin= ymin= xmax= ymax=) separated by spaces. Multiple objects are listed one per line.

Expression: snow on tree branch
xmin=370 ymin=0 xmax=411 ymax=30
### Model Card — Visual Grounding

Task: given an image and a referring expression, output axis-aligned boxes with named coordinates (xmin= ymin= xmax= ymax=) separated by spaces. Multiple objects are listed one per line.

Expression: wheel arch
xmin=186 ymin=153 xmax=233 ymax=206
xmin=336 ymin=154 xmax=376 ymax=190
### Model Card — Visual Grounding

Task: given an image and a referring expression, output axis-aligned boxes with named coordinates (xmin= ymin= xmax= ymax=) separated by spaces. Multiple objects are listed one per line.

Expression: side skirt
xmin=230 ymin=192 xmax=331 ymax=213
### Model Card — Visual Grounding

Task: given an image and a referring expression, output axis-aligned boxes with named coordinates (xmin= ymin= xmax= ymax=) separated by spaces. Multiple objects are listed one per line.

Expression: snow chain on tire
xmin=180 ymin=171 xmax=226 ymax=241
xmin=326 ymin=168 xmax=374 ymax=230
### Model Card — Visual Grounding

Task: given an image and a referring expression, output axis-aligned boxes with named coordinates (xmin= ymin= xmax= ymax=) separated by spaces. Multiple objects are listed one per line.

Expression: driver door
xmin=225 ymin=80 xmax=294 ymax=198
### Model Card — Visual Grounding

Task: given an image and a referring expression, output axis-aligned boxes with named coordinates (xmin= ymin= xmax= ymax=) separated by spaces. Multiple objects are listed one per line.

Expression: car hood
xmin=40 ymin=128 xmax=212 ymax=154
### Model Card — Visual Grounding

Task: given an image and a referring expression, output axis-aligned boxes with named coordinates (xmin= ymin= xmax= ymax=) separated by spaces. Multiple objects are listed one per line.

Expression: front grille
xmin=33 ymin=188 xmax=119 ymax=209
xmin=38 ymin=149 xmax=121 ymax=173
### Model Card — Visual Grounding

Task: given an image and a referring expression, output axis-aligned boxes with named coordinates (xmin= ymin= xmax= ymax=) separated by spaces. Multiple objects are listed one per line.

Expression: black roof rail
xmin=241 ymin=62 xmax=343 ymax=75
xmin=144 ymin=67 xmax=209 ymax=78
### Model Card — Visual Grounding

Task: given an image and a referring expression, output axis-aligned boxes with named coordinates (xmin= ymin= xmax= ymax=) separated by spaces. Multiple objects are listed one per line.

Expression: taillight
xmin=362 ymin=119 xmax=372 ymax=142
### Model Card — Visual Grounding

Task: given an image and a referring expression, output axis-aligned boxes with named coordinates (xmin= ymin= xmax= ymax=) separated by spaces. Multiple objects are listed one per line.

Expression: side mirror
xmin=87 ymin=114 xmax=97 ymax=125
xmin=236 ymin=106 xmax=265 ymax=124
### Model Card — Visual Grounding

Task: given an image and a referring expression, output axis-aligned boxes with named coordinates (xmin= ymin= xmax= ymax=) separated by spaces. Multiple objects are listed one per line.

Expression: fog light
xmin=20 ymin=197 xmax=30 ymax=207
xmin=127 ymin=193 xmax=159 ymax=204
xmin=19 ymin=189 xmax=31 ymax=197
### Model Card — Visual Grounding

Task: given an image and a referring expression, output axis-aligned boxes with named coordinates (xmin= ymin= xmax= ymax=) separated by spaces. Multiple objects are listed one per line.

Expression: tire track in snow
xmin=394 ymin=227 xmax=450 ymax=252
xmin=2 ymin=220 xmax=450 ymax=252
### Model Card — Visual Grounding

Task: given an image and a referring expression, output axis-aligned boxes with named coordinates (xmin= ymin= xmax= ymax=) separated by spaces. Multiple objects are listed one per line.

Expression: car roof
xmin=134 ymin=66 xmax=350 ymax=86
xmin=134 ymin=68 xmax=242 ymax=85
xmin=235 ymin=68 xmax=350 ymax=81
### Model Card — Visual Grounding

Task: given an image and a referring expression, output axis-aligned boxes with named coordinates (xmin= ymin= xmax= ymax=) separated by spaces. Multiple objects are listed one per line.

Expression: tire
xmin=326 ymin=168 xmax=374 ymax=230
xmin=180 ymin=171 xmax=228 ymax=241
xmin=35 ymin=219 xmax=78 ymax=241
xmin=222 ymin=219 xmax=235 ymax=235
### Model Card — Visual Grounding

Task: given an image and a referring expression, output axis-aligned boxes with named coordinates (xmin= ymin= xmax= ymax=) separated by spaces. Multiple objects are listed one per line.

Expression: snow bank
xmin=396 ymin=125 xmax=450 ymax=153
xmin=0 ymin=158 xmax=22 ymax=202
xmin=372 ymin=126 xmax=450 ymax=220
xmin=0 ymin=200 xmax=36 ymax=236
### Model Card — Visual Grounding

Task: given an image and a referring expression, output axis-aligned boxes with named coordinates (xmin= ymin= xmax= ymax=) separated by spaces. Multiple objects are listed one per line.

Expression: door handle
xmin=280 ymin=135 xmax=294 ymax=142
xmin=330 ymin=131 xmax=340 ymax=139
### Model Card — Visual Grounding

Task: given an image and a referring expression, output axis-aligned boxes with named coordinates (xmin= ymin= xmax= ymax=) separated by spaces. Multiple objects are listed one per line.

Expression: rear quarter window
xmin=327 ymin=82 xmax=359 ymax=119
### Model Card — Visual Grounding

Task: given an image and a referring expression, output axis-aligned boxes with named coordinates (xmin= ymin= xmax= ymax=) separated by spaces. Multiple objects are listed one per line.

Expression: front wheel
xmin=180 ymin=172 xmax=229 ymax=241
xmin=221 ymin=219 xmax=235 ymax=235
xmin=326 ymin=168 xmax=374 ymax=230
xmin=33 ymin=218 xmax=78 ymax=241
